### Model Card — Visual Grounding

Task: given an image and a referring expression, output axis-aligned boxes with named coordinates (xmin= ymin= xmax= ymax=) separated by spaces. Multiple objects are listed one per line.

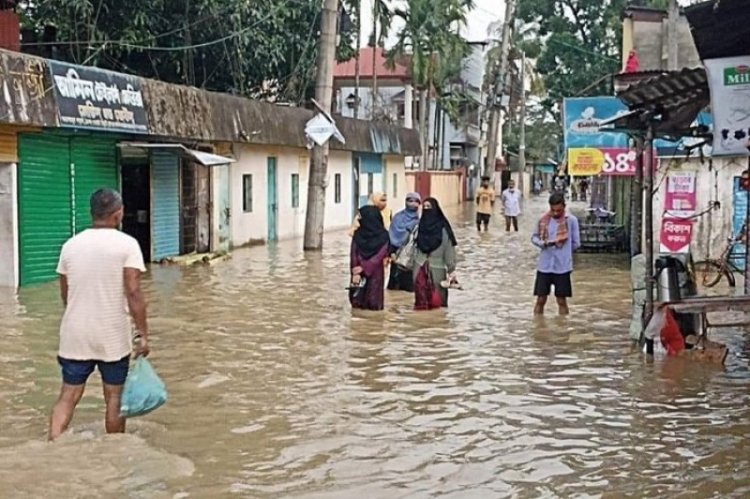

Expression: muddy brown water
xmin=1 ymin=196 xmax=749 ymax=498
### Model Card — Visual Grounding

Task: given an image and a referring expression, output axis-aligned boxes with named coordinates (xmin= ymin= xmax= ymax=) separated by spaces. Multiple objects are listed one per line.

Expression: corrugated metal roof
xmin=617 ymin=67 xmax=708 ymax=112
xmin=685 ymin=0 xmax=750 ymax=60
xmin=611 ymin=68 xmax=709 ymax=134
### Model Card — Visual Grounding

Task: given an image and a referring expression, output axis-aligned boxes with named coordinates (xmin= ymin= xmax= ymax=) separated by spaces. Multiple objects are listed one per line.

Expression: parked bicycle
xmin=694 ymin=232 xmax=746 ymax=292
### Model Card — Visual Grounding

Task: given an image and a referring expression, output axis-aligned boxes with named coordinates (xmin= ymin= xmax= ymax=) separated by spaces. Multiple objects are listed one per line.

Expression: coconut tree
xmin=388 ymin=0 xmax=474 ymax=169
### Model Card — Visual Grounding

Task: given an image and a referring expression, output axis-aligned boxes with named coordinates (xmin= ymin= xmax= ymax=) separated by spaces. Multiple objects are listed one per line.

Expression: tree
xmin=516 ymin=0 xmax=626 ymax=119
xmin=18 ymin=0 xmax=358 ymax=104
xmin=388 ymin=0 xmax=474 ymax=169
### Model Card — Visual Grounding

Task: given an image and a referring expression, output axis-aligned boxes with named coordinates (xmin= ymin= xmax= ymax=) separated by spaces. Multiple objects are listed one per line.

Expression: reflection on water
xmin=1 ymin=197 xmax=749 ymax=497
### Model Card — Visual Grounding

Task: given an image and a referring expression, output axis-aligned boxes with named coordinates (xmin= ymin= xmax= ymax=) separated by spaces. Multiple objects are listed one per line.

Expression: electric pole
xmin=303 ymin=0 xmax=340 ymax=250
xmin=484 ymin=0 xmax=515 ymax=178
xmin=371 ymin=0 xmax=379 ymax=119
xmin=354 ymin=0 xmax=361 ymax=119
xmin=518 ymin=50 xmax=526 ymax=195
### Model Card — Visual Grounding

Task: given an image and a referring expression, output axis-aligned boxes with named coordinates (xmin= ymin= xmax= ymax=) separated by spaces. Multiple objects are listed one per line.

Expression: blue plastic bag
xmin=120 ymin=357 xmax=168 ymax=418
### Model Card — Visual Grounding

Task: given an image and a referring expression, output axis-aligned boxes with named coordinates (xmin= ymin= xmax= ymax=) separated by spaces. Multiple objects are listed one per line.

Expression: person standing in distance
xmin=475 ymin=176 xmax=496 ymax=232
xmin=531 ymin=192 xmax=581 ymax=315
xmin=49 ymin=188 xmax=150 ymax=440
xmin=501 ymin=179 xmax=522 ymax=232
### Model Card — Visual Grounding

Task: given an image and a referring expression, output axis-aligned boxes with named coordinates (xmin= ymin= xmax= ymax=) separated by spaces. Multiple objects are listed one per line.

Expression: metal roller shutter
xmin=151 ymin=151 xmax=180 ymax=261
xmin=71 ymin=137 xmax=119 ymax=233
xmin=18 ymin=134 xmax=72 ymax=286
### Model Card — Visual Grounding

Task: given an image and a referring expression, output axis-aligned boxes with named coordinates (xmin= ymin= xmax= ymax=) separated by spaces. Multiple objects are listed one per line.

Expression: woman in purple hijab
xmin=350 ymin=205 xmax=390 ymax=310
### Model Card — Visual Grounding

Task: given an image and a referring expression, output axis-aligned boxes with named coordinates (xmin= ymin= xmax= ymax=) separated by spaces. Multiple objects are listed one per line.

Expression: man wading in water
xmin=49 ymin=189 xmax=150 ymax=440
xmin=531 ymin=192 xmax=581 ymax=315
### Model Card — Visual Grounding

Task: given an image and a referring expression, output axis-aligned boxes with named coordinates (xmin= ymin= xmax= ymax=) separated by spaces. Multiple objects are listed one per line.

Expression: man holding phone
xmin=531 ymin=192 xmax=581 ymax=315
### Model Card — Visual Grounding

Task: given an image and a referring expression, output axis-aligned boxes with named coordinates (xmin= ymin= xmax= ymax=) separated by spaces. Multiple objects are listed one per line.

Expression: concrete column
xmin=404 ymin=83 xmax=414 ymax=129
xmin=0 ymin=162 xmax=18 ymax=287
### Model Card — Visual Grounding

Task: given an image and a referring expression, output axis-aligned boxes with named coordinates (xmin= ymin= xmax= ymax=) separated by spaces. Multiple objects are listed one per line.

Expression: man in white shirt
xmin=501 ymin=180 xmax=523 ymax=232
xmin=49 ymin=188 xmax=150 ymax=440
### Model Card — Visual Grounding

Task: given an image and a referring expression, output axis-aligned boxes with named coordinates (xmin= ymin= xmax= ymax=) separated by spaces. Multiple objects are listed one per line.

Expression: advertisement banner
xmin=49 ymin=60 xmax=149 ymax=133
xmin=563 ymin=97 xmax=629 ymax=150
xmin=659 ymin=218 xmax=693 ymax=254
xmin=664 ymin=171 xmax=697 ymax=217
xmin=705 ymin=56 xmax=750 ymax=156
xmin=567 ymin=147 xmax=657 ymax=177
xmin=732 ymin=177 xmax=748 ymax=271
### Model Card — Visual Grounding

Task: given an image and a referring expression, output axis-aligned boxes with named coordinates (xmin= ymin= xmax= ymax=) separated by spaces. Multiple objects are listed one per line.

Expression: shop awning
xmin=118 ymin=142 xmax=236 ymax=166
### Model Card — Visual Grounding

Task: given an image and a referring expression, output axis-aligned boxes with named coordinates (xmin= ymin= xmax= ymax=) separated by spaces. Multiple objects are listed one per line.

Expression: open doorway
xmin=121 ymin=156 xmax=151 ymax=261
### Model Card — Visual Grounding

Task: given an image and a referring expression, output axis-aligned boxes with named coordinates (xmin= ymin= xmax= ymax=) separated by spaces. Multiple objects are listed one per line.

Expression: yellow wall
xmin=430 ymin=172 xmax=463 ymax=207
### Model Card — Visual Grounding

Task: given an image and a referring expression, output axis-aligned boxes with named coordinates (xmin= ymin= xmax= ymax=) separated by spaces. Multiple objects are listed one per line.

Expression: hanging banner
xmin=49 ymin=60 xmax=149 ymax=133
xmin=563 ymin=97 xmax=630 ymax=150
xmin=659 ymin=218 xmax=693 ymax=254
xmin=704 ymin=56 xmax=750 ymax=156
xmin=664 ymin=171 xmax=697 ymax=217
xmin=567 ymin=148 xmax=604 ymax=176
xmin=732 ymin=177 xmax=749 ymax=271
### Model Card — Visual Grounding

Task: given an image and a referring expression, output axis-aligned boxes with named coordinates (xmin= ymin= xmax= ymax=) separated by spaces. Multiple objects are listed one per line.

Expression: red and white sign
xmin=664 ymin=172 xmax=697 ymax=217
xmin=567 ymin=147 xmax=657 ymax=176
xmin=660 ymin=218 xmax=693 ymax=253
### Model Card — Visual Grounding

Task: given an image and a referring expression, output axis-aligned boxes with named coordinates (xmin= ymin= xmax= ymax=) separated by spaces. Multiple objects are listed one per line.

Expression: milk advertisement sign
xmin=705 ymin=56 xmax=750 ymax=156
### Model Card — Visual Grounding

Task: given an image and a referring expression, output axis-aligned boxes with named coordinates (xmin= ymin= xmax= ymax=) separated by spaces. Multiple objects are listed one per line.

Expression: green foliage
xmin=517 ymin=0 xmax=626 ymax=114
xmin=18 ymin=0 xmax=359 ymax=104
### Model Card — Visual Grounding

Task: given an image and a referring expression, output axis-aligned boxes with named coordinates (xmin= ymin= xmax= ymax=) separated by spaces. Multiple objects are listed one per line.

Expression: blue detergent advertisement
xmin=563 ymin=97 xmax=713 ymax=156
xmin=732 ymin=177 xmax=748 ymax=271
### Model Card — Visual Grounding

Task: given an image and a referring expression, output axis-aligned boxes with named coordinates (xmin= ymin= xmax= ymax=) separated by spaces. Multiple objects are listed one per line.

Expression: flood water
xmin=1 ymin=196 xmax=750 ymax=498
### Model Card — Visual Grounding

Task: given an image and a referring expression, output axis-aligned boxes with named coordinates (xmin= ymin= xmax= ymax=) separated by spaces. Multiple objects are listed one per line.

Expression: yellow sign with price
xmin=567 ymin=148 xmax=605 ymax=176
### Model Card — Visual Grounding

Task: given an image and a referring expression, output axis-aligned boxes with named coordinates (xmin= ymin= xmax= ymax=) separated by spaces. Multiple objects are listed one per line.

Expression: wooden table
xmin=665 ymin=295 xmax=750 ymax=333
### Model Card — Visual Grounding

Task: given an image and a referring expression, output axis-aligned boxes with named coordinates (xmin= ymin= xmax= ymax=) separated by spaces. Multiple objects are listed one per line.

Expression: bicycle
xmin=694 ymin=233 xmax=746 ymax=292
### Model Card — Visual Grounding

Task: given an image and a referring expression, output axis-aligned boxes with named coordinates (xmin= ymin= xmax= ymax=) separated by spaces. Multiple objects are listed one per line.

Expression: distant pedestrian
xmin=49 ymin=188 xmax=149 ymax=441
xmin=531 ymin=192 xmax=581 ymax=315
xmin=533 ymin=178 xmax=542 ymax=196
xmin=388 ymin=192 xmax=421 ymax=292
xmin=412 ymin=197 xmax=458 ymax=310
xmin=350 ymin=205 xmax=390 ymax=311
xmin=475 ymin=176 xmax=496 ymax=232
xmin=579 ymin=179 xmax=589 ymax=202
xmin=501 ymin=179 xmax=522 ymax=232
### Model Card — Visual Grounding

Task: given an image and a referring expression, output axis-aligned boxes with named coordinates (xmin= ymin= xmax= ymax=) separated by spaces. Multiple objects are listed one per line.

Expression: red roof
xmin=334 ymin=47 xmax=410 ymax=80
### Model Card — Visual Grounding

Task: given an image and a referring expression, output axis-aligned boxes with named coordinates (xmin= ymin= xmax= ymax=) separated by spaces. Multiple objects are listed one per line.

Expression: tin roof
xmin=611 ymin=68 xmax=709 ymax=135
xmin=333 ymin=47 xmax=411 ymax=80
xmin=685 ymin=0 xmax=750 ymax=60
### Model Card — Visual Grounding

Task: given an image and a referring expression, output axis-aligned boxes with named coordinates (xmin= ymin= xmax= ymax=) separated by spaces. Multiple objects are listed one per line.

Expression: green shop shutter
xmin=18 ymin=134 xmax=73 ymax=286
xmin=71 ymin=137 xmax=119 ymax=233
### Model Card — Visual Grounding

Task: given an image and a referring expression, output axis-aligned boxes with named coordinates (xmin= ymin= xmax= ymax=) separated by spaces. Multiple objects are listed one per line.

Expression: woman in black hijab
xmin=412 ymin=197 xmax=458 ymax=310
xmin=350 ymin=205 xmax=390 ymax=310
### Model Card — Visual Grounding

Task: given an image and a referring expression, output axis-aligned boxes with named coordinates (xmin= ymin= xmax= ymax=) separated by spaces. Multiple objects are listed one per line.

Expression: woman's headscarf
xmin=369 ymin=191 xmax=392 ymax=230
xmin=389 ymin=192 xmax=421 ymax=248
xmin=353 ymin=205 xmax=390 ymax=259
xmin=417 ymin=197 xmax=457 ymax=254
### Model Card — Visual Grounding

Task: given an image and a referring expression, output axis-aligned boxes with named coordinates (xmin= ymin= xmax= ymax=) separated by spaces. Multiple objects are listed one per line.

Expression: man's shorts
xmin=58 ymin=356 xmax=130 ymax=386
xmin=534 ymin=271 xmax=573 ymax=298
xmin=476 ymin=213 xmax=491 ymax=225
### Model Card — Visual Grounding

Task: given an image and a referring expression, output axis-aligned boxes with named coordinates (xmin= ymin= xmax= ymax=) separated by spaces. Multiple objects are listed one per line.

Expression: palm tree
xmin=388 ymin=0 xmax=474 ymax=169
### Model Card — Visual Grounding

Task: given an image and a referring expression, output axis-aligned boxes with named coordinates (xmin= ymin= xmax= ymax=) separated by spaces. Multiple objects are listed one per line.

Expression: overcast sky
xmin=358 ymin=0 xmax=505 ymax=47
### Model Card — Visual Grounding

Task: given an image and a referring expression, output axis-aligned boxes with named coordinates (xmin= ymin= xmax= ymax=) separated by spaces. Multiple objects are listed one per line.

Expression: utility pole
xmin=303 ymin=0 xmax=339 ymax=250
xmin=484 ymin=0 xmax=515 ymax=178
xmin=666 ymin=0 xmax=679 ymax=70
xmin=353 ymin=0 xmax=361 ymax=119
xmin=518 ymin=50 xmax=526 ymax=195
xmin=371 ymin=0 xmax=379 ymax=119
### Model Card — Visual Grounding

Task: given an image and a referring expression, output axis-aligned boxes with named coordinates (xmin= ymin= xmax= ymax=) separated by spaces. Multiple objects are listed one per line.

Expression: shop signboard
xmin=705 ymin=56 xmax=750 ymax=156
xmin=564 ymin=97 xmax=657 ymax=177
xmin=664 ymin=171 xmax=697 ymax=218
xmin=49 ymin=60 xmax=149 ymax=133
xmin=659 ymin=218 xmax=693 ymax=254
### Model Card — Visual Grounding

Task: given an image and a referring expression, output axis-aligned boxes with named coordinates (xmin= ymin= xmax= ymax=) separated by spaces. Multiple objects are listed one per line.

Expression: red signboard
xmin=660 ymin=218 xmax=693 ymax=254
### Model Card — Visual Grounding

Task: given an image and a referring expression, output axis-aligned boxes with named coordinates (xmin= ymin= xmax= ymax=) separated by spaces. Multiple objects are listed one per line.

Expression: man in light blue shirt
xmin=531 ymin=192 xmax=581 ymax=315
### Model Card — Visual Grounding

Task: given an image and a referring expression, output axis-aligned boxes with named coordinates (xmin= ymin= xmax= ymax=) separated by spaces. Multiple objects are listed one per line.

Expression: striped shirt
xmin=56 ymin=229 xmax=146 ymax=361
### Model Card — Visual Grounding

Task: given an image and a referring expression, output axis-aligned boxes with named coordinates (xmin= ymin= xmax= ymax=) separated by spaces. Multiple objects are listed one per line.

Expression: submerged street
xmin=1 ymin=196 xmax=750 ymax=498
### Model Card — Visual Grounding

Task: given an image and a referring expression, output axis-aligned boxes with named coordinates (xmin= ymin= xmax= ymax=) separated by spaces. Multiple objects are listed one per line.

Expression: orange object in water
xmin=660 ymin=309 xmax=685 ymax=356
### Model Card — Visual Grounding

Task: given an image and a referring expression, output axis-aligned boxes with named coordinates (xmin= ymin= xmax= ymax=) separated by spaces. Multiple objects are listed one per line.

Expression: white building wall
xmin=231 ymin=144 xmax=358 ymax=246
xmin=652 ymin=156 xmax=744 ymax=261
xmin=384 ymin=155 xmax=407 ymax=212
